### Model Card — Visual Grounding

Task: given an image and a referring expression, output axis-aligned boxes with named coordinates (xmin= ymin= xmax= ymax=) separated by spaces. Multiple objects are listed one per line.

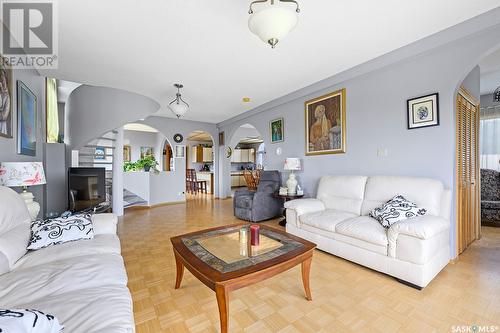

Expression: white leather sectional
xmin=0 ymin=186 xmax=134 ymax=332
xmin=285 ymin=175 xmax=452 ymax=288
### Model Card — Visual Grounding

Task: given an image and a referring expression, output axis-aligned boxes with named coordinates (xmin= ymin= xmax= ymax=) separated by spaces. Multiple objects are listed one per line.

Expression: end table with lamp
xmin=273 ymin=192 xmax=304 ymax=226
xmin=0 ymin=162 xmax=46 ymax=220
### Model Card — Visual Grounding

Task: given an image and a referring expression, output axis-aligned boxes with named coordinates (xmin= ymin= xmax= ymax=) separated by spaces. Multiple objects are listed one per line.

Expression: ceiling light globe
xmin=248 ymin=5 xmax=298 ymax=48
xmin=169 ymin=102 xmax=189 ymax=118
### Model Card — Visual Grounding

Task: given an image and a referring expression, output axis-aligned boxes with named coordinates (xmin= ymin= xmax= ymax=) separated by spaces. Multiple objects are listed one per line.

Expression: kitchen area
xmin=230 ymin=136 xmax=264 ymax=189
xmin=187 ymin=131 xmax=215 ymax=194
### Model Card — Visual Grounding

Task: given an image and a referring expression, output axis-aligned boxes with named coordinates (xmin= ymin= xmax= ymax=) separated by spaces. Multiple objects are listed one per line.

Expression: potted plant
xmin=140 ymin=155 xmax=159 ymax=173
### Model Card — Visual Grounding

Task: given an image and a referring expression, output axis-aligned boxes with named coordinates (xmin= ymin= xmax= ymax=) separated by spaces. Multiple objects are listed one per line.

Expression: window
xmin=480 ymin=106 xmax=500 ymax=172
xmin=46 ymin=77 xmax=59 ymax=143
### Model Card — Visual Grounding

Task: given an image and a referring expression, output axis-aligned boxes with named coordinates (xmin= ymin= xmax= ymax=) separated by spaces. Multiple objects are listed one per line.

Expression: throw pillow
xmin=27 ymin=213 xmax=94 ymax=250
xmin=370 ymin=195 xmax=426 ymax=228
xmin=0 ymin=308 xmax=63 ymax=333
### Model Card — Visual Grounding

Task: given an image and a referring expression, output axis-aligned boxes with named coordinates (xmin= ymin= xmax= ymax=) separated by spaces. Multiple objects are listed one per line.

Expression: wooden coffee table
xmin=170 ymin=223 xmax=316 ymax=333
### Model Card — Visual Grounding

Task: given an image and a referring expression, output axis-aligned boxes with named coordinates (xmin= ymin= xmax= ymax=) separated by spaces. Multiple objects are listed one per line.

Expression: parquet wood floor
xmin=118 ymin=194 xmax=500 ymax=333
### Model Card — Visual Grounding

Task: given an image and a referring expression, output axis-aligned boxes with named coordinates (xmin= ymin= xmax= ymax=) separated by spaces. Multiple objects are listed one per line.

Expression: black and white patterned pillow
xmin=0 ymin=308 xmax=63 ymax=333
xmin=370 ymin=195 xmax=427 ymax=228
xmin=27 ymin=213 xmax=94 ymax=250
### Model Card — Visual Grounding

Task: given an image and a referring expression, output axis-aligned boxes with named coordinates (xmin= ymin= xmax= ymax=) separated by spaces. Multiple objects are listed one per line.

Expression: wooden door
xmin=456 ymin=87 xmax=480 ymax=255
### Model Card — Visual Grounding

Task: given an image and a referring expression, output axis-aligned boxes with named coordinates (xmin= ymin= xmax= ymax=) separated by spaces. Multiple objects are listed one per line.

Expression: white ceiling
xmin=41 ymin=0 xmax=500 ymax=123
xmin=480 ymin=48 xmax=500 ymax=94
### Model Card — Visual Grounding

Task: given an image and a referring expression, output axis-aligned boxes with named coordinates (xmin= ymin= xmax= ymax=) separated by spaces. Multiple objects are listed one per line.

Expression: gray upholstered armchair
xmin=233 ymin=170 xmax=282 ymax=222
xmin=481 ymin=168 xmax=500 ymax=227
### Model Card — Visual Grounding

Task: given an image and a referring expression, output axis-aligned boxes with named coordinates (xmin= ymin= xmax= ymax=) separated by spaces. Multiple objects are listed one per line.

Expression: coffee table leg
xmin=301 ymin=256 xmax=313 ymax=301
xmin=215 ymin=284 xmax=229 ymax=333
xmin=174 ymin=251 xmax=184 ymax=289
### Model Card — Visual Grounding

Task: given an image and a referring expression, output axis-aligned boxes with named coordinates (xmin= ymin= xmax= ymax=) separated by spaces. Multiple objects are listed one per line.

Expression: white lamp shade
xmin=169 ymin=101 xmax=189 ymax=117
xmin=284 ymin=158 xmax=301 ymax=171
xmin=0 ymin=162 xmax=47 ymax=187
xmin=248 ymin=5 xmax=298 ymax=46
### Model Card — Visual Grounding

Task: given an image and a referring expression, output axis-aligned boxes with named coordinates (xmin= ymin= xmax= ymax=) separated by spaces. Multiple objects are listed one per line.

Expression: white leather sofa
xmin=0 ymin=186 xmax=134 ymax=332
xmin=285 ymin=176 xmax=451 ymax=289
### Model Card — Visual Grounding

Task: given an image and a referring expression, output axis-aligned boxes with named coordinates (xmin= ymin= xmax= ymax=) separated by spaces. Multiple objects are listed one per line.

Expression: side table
xmin=273 ymin=193 xmax=304 ymax=227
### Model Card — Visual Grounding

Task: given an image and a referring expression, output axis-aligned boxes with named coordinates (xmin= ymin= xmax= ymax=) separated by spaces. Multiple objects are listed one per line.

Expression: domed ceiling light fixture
xmin=248 ymin=0 xmax=300 ymax=49
xmin=169 ymin=83 xmax=189 ymax=118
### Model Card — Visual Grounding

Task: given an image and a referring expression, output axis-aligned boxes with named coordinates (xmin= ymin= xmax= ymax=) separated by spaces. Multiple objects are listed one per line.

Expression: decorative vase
xmin=286 ymin=173 xmax=298 ymax=195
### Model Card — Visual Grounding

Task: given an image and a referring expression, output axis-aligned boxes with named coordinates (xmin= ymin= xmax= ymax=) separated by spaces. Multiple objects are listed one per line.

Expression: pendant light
xmin=169 ymin=83 xmax=189 ymax=118
xmin=248 ymin=0 xmax=300 ymax=49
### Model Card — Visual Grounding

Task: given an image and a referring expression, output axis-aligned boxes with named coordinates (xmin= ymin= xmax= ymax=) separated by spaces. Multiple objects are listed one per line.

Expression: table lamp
xmin=0 ymin=162 xmax=46 ymax=220
xmin=284 ymin=158 xmax=301 ymax=195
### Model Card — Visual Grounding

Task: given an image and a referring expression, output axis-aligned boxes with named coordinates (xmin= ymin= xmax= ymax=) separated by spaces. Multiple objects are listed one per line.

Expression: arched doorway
xmin=226 ymin=124 xmax=263 ymax=197
xmin=455 ymin=45 xmax=500 ymax=255
xmin=163 ymin=141 xmax=173 ymax=171
xmin=186 ymin=130 xmax=216 ymax=197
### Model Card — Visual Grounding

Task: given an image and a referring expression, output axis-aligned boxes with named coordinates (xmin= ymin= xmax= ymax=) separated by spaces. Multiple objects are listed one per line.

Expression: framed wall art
xmin=0 ymin=60 xmax=13 ymax=138
xmin=407 ymin=93 xmax=439 ymax=129
xmin=174 ymin=145 xmax=186 ymax=158
xmin=140 ymin=146 xmax=154 ymax=159
xmin=123 ymin=145 xmax=131 ymax=162
xmin=270 ymin=117 xmax=284 ymax=143
xmin=94 ymin=146 xmax=106 ymax=159
xmin=305 ymin=88 xmax=346 ymax=155
xmin=17 ymin=80 xmax=37 ymax=156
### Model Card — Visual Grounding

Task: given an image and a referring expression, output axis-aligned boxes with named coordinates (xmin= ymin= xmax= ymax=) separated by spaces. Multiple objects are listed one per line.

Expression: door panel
xmin=456 ymin=88 xmax=480 ymax=255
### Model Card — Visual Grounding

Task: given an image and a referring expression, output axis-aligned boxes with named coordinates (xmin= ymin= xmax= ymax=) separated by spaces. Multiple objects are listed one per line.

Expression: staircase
xmin=76 ymin=131 xmax=117 ymax=205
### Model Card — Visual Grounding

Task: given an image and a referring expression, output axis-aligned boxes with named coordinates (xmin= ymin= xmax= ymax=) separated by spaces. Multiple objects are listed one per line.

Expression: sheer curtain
xmin=480 ymin=105 xmax=500 ymax=171
xmin=46 ymin=77 xmax=59 ymax=143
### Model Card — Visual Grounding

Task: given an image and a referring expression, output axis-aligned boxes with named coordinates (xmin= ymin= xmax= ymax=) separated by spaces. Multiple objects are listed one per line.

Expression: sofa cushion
xmin=14 ymin=234 xmax=121 ymax=270
xmin=0 ymin=308 xmax=64 ymax=333
xmin=0 ymin=253 xmax=127 ymax=307
xmin=361 ymin=176 xmax=443 ymax=216
xmin=300 ymin=209 xmax=357 ymax=233
xmin=0 ymin=186 xmax=32 ymax=274
xmin=13 ymin=285 xmax=134 ymax=333
xmin=0 ymin=224 xmax=30 ymax=275
xmin=335 ymin=216 xmax=388 ymax=246
xmin=92 ymin=213 xmax=118 ymax=235
xmin=27 ymin=214 xmax=94 ymax=250
xmin=370 ymin=195 xmax=427 ymax=228
xmin=316 ymin=176 xmax=367 ymax=215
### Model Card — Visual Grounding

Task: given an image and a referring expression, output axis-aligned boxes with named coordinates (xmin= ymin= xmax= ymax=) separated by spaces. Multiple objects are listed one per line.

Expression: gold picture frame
xmin=305 ymin=88 xmax=346 ymax=155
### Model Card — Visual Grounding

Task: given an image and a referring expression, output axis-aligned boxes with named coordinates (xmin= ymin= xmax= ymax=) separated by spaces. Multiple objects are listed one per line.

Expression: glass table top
xmin=181 ymin=225 xmax=304 ymax=273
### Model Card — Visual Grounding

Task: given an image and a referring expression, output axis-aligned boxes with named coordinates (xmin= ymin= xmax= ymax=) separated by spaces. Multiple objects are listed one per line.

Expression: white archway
xmin=221 ymin=123 xmax=263 ymax=198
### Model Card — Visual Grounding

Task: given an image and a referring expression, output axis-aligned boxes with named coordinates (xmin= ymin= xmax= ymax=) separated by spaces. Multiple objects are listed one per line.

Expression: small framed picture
xmin=140 ymin=146 xmax=154 ymax=159
xmin=407 ymin=93 xmax=439 ymax=129
xmin=123 ymin=145 xmax=131 ymax=162
xmin=270 ymin=117 xmax=284 ymax=143
xmin=174 ymin=145 xmax=186 ymax=158
xmin=94 ymin=147 xmax=105 ymax=159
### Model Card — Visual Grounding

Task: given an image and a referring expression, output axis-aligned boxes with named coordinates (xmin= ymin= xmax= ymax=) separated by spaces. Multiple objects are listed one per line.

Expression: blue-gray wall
xmin=217 ymin=8 xmax=500 ymax=258
xmin=0 ymin=68 xmax=47 ymax=216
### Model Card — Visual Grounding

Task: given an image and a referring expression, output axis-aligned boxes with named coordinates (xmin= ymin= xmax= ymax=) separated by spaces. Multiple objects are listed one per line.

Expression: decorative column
xmin=112 ymin=127 xmax=124 ymax=216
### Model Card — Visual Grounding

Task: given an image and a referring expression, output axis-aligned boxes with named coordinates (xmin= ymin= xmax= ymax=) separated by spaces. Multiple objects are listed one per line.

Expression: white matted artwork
xmin=407 ymin=93 xmax=439 ymax=129
xmin=174 ymin=145 xmax=186 ymax=158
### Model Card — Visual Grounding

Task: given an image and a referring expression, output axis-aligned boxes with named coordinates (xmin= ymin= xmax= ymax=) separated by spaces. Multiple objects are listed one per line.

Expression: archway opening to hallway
xmin=186 ymin=130 xmax=216 ymax=198
xmin=227 ymin=124 xmax=264 ymax=197
xmin=122 ymin=122 xmax=176 ymax=208
xmin=455 ymin=46 xmax=500 ymax=255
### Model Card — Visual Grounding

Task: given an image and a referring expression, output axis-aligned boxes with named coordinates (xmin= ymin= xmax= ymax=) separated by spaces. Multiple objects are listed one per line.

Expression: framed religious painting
xmin=269 ymin=117 xmax=284 ymax=143
xmin=0 ymin=60 xmax=13 ymax=138
xmin=407 ymin=93 xmax=439 ymax=129
xmin=305 ymin=88 xmax=346 ymax=155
